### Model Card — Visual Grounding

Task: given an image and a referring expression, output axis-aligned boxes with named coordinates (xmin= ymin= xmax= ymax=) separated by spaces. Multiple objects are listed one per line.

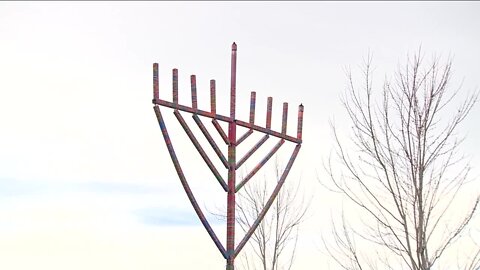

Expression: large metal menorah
xmin=152 ymin=43 xmax=303 ymax=270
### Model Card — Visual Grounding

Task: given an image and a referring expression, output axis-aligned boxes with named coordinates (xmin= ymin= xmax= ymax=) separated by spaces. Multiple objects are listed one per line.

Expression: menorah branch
xmin=235 ymin=119 xmax=300 ymax=144
xmin=234 ymin=144 xmax=302 ymax=258
xmin=235 ymin=139 xmax=285 ymax=192
xmin=174 ymin=110 xmax=228 ymax=192
xmin=212 ymin=119 xmax=229 ymax=145
xmin=236 ymin=129 xmax=253 ymax=146
xmin=192 ymin=114 xmax=229 ymax=168
xmin=153 ymin=105 xmax=227 ymax=258
xmin=235 ymin=134 xmax=269 ymax=170
xmin=152 ymin=98 xmax=302 ymax=144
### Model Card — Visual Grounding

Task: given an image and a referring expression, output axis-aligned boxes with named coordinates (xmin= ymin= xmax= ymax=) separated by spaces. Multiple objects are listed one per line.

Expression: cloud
xmin=0 ymin=178 xmax=169 ymax=198
xmin=0 ymin=178 xmax=211 ymax=229
xmin=133 ymin=207 xmax=202 ymax=226
xmin=0 ymin=178 xmax=49 ymax=198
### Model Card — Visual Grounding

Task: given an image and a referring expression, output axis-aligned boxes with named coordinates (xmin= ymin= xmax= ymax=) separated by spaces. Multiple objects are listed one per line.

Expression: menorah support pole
xmin=226 ymin=42 xmax=237 ymax=270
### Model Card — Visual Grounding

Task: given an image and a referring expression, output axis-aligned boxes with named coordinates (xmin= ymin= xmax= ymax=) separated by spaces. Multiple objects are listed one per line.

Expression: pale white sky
xmin=1 ymin=2 xmax=479 ymax=270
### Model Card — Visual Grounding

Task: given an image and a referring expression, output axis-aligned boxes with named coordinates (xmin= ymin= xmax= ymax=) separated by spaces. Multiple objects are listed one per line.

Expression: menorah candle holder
xmin=152 ymin=43 xmax=303 ymax=270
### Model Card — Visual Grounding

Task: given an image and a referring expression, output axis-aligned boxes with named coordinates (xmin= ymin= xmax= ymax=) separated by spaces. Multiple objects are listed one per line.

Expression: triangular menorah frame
xmin=152 ymin=43 xmax=303 ymax=270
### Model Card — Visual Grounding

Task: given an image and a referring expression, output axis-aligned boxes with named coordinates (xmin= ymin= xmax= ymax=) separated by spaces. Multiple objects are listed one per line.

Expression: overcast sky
xmin=1 ymin=2 xmax=479 ymax=270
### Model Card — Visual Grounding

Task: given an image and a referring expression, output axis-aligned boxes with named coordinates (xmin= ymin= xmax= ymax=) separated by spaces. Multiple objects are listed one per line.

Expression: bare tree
xmin=323 ymin=51 xmax=479 ymax=270
xmin=236 ymin=160 xmax=308 ymax=270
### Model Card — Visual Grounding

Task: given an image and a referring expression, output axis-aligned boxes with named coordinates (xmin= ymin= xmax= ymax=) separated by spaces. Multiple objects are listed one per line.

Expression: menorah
xmin=152 ymin=43 xmax=303 ymax=270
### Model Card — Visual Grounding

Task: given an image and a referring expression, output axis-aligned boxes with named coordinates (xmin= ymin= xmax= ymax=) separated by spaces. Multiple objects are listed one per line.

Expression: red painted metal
xmin=236 ymin=134 xmax=269 ymax=169
xmin=173 ymin=69 xmax=178 ymax=105
xmin=191 ymin=75 xmax=198 ymax=110
xmin=235 ymin=139 xmax=285 ymax=192
xmin=226 ymin=42 xmax=237 ymax=269
xmin=297 ymin=104 xmax=304 ymax=140
xmin=152 ymin=43 xmax=303 ymax=270
xmin=282 ymin=102 xmax=288 ymax=134
xmin=235 ymin=129 xmax=253 ymax=146
xmin=235 ymin=119 xmax=300 ymax=143
xmin=174 ymin=110 xmax=228 ymax=192
xmin=210 ymin=80 xmax=216 ymax=114
xmin=249 ymin=91 xmax=256 ymax=124
xmin=266 ymin=97 xmax=272 ymax=129
xmin=212 ymin=119 xmax=229 ymax=144
xmin=153 ymin=63 xmax=159 ymax=100
xmin=153 ymin=98 xmax=301 ymax=143
xmin=234 ymin=144 xmax=302 ymax=258
xmin=153 ymin=106 xmax=227 ymax=258
xmin=193 ymin=114 xmax=229 ymax=168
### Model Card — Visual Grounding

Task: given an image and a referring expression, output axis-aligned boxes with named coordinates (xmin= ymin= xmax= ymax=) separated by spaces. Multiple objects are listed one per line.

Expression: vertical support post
xmin=210 ymin=80 xmax=216 ymax=115
xmin=266 ymin=97 xmax=272 ymax=129
xmin=153 ymin=63 xmax=159 ymax=100
xmin=173 ymin=69 xmax=178 ymax=105
xmin=282 ymin=102 xmax=288 ymax=134
xmin=226 ymin=42 xmax=237 ymax=270
xmin=249 ymin=91 xmax=256 ymax=124
xmin=191 ymin=75 xmax=198 ymax=110
xmin=297 ymin=104 xmax=304 ymax=140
